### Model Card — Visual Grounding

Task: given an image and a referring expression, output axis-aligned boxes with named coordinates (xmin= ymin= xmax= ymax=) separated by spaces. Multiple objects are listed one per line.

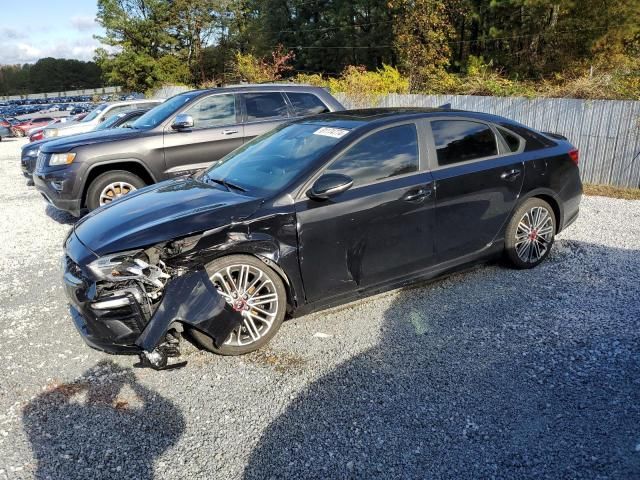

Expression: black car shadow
xmin=22 ymin=360 xmax=185 ymax=480
xmin=45 ymin=204 xmax=77 ymax=225
xmin=244 ymin=240 xmax=640 ymax=479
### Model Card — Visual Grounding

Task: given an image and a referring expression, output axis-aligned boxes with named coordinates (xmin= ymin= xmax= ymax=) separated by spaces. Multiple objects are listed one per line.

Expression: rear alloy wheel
xmin=85 ymin=170 xmax=146 ymax=211
xmin=505 ymin=198 xmax=556 ymax=269
xmin=190 ymin=255 xmax=287 ymax=355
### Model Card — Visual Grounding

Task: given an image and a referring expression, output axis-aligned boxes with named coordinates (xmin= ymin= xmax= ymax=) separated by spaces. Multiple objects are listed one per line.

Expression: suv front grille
xmin=35 ymin=152 xmax=49 ymax=172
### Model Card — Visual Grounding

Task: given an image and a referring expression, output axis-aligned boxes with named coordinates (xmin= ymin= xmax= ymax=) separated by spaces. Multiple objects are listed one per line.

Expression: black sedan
xmin=62 ymin=108 xmax=582 ymax=368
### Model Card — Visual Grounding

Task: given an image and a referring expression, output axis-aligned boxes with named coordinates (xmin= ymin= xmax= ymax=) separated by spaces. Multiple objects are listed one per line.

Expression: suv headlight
xmin=88 ymin=250 xmax=146 ymax=281
xmin=45 ymin=128 xmax=58 ymax=138
xmin=24 ymin=148 xmax=39 ymax=157
xmin=49 ymin=152 xmax=76 ymax=166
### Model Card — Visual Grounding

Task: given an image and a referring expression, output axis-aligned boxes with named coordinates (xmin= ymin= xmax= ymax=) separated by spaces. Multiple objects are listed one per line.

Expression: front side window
xmin=184 ymin=94 xmax=236 ymax=129
xmin=326 ymin=124 xmax=419 ymax=186
xmin=244 ymin=92 xmax=289 ymax=121
xmin=131 ymin=92 xmax=200 ymax=129
xmin=432 ymin=120 xmax=498 ymax=166
xmin=287 ymin=92 xmax=329 ymax=116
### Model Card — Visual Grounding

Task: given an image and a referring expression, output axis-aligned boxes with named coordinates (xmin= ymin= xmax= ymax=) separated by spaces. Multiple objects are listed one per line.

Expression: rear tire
xmin=505 ymin=198 xmax=556 ymax=269
xmin=190 ymin=254 xmax=287 ymax=356
xmin=85 ymin=170 xmax=146 ymax=211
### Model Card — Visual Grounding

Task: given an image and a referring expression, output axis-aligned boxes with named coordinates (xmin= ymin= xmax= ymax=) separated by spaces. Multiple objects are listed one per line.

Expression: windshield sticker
xmin=313 ymin=127 xmax=349 ymax=138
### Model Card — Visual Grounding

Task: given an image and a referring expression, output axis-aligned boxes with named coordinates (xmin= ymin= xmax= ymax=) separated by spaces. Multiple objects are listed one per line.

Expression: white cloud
xmin=0 ymin=39 xmax=101 ymax=65
xmin=70 ymin=15 xmax=98 ymax=32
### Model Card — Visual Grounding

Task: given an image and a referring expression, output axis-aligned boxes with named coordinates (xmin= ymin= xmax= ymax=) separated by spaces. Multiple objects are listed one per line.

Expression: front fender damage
xmin=136 ymin=269 xmax=243 ymax=369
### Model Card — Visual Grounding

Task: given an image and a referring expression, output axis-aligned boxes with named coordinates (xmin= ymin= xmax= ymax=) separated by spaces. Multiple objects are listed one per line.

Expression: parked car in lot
xmin=61 ymin=108 xmax=582 ymax=368
xmin=42 ymin=99 xmax=162 ymax=139
xmin=11 ymin=116 xmax=56 ymax=137
xmin=35 ymin=85 xmax=344 ymax=216
xmin=0 ymin=124 xmax=10 ymax=141
xmin=21 ymin=109 xmax=150 ymax=182
xmin=27 ymin=115 xmax=82 ymax=141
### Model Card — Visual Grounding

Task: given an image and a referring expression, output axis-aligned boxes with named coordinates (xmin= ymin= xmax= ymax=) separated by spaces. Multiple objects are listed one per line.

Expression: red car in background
xmin=28 ymin=114 xmax=87 ymax=141
xmin=11 ymin=116 xmax=55 ymax=137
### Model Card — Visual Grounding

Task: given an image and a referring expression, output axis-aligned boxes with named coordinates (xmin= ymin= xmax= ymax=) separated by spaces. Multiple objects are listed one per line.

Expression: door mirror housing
xmin=171 ymin=114 xmax=194 ymax=131
xmin=307 ymin=173 xmax=353 ymax=200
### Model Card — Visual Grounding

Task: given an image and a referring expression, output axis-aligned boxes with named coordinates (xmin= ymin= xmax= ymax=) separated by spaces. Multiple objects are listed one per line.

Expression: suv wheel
xmin=86 ymin=170 xmax=146 ymax=211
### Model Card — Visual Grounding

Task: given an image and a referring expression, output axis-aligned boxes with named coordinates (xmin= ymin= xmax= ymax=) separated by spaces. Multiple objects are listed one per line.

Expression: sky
xmin=0 ymin=0 xmax=105 ymax=65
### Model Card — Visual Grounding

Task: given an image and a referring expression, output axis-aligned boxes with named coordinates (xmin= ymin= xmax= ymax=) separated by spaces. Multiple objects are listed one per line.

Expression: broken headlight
xmin=88 ymin=249 xmax=148 ymax=281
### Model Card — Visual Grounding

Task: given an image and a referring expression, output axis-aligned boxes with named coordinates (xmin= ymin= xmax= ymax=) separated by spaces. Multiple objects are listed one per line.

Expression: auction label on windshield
xmin=313 ymin=127 xmax=349 ymax=138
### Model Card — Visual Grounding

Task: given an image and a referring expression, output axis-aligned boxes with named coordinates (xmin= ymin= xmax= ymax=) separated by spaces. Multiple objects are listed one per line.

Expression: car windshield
xmin=130 ymin=92 xmax=199 ymax=129
xmin=199 ymin=123 xmax=350 ymax=195
xmin=81 ymin=104 xmax=108 ymax=122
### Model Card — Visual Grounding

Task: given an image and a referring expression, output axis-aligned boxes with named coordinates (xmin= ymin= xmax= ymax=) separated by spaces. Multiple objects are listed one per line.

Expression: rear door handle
xmin=403 ymin=187 xmax=432 ymax=203
xmin=222 ymin=129 xmax=239 ymax=135
xmin=500 ymin=169 xmax=521 ymax=181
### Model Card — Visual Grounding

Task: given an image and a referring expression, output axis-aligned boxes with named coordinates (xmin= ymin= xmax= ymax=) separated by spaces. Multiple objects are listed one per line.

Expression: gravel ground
xmin=0 ymin=137 xmax=638 ymax=480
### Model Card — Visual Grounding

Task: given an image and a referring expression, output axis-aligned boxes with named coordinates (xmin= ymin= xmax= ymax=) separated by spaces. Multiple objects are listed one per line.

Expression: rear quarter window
xmin=287 ymin=92 xmax=330 ymax=116
xmin=498 ymin=123 xmax=556 ymax=151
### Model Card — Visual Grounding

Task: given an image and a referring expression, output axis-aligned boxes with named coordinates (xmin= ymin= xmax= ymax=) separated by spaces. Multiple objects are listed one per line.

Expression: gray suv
xmin=34 ymin=85 xmax=344 ymax=216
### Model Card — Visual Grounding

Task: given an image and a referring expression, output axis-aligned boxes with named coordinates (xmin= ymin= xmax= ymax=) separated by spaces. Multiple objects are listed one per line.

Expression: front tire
xmin=85 ymin=170 xmax=146 ymax=211
xmin=505 ymin=198 xmax=556 ymax=269
xmin=190 ymin=255 xmax=287 ymax=356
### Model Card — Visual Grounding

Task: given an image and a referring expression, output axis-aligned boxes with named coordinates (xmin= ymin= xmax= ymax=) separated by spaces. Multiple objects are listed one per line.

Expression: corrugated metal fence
xmin=336 ymin=94 xmax=640 ymax=188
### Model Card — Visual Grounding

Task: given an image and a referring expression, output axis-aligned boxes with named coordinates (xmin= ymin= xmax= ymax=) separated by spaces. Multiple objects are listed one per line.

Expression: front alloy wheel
xmin=85 ymin=170 xmax=147 ymax=211
xmin=99 ymin=181 xmax=137 ymax=206
xmin=505 ymin=198 xmax=556 ymax=269
xmin=190 ymin=255 xmax=286 ymax=355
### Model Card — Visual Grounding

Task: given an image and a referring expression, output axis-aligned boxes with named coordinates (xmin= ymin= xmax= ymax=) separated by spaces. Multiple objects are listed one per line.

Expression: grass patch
xmin=583 ymin=184 xmax=640 ymax=200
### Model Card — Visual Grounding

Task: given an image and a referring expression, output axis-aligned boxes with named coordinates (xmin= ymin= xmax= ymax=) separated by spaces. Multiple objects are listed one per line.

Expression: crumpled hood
xmin=74 ymin=178 xmax=262 ymax=256
xmin=40 ymin=128 xmax=142 ymax=153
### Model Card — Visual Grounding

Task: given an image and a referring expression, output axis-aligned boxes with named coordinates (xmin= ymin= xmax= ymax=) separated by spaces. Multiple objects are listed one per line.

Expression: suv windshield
xmin=200 ymin=123 xmax=350 ymax=195
xmin=131 ymin=92 xmax=200 ymax=129
xmin=82 ymin=104 xmax=108 ymax=122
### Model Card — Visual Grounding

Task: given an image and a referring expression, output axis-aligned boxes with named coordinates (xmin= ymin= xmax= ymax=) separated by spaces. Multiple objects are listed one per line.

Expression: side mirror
xmin=307 ymin=173 xmax=353 ymax=200
xmin=171 ymin=113 xmax=194 ymax=131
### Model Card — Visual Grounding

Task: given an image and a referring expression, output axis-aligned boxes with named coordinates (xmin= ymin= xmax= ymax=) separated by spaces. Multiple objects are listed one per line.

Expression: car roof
xmin=182 ymin=84 xmax=327 ymax=98
xmin=106 ymin=99 xmax=163 ymax=106
xmin=296 ymin=107 xmax=516 ymax=130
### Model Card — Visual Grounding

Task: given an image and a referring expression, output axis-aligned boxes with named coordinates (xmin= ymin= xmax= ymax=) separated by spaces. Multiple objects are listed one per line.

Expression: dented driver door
xmin=295 ymin=122 xmax=436 ymax=304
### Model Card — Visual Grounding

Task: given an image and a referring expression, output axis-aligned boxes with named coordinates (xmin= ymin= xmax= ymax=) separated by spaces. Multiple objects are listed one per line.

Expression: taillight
xmin=568 ymin=149 xmax=579 ymax=166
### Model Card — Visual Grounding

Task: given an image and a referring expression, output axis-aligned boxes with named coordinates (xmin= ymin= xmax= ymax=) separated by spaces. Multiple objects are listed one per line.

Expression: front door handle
xmin=500 ymin=169 xmax=521 ymax=181
xmin=222 ymin=129 xmax=239 ymax=135
xmin=403 ymin=187 xmax=432 ymax=203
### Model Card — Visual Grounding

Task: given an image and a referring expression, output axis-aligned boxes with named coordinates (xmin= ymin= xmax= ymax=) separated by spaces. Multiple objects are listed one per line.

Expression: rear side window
xmin=326 ymin=124 xmax=419 ymax=186
xmin=244 ymin=93 xmax=289 ymax=121
xmin=184 ymin=94 xmax=236 ymax=128
xmin=431 ymin=120 xmax=498 ymax=166
xmin=497 ymin=127 xmax=523 ymax=152
xmin=287 ymin=92 xmax=329 ymax=116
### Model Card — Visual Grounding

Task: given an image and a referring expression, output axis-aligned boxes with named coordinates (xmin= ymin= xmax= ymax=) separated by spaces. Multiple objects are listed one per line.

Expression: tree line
xmin=93 ymin=0 xmax=639 ymax=95
xmin=0 ymin=58 xmax=102 ymax=96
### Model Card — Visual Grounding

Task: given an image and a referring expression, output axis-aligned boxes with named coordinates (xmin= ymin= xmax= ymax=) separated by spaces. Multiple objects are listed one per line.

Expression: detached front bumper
xmin=63 ymin=233 xmax=243 ymax=355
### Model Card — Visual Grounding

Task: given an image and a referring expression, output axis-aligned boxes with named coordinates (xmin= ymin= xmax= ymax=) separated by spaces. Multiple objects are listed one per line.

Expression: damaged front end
xmin=63 ymin=233 xmax=243 ymax=369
